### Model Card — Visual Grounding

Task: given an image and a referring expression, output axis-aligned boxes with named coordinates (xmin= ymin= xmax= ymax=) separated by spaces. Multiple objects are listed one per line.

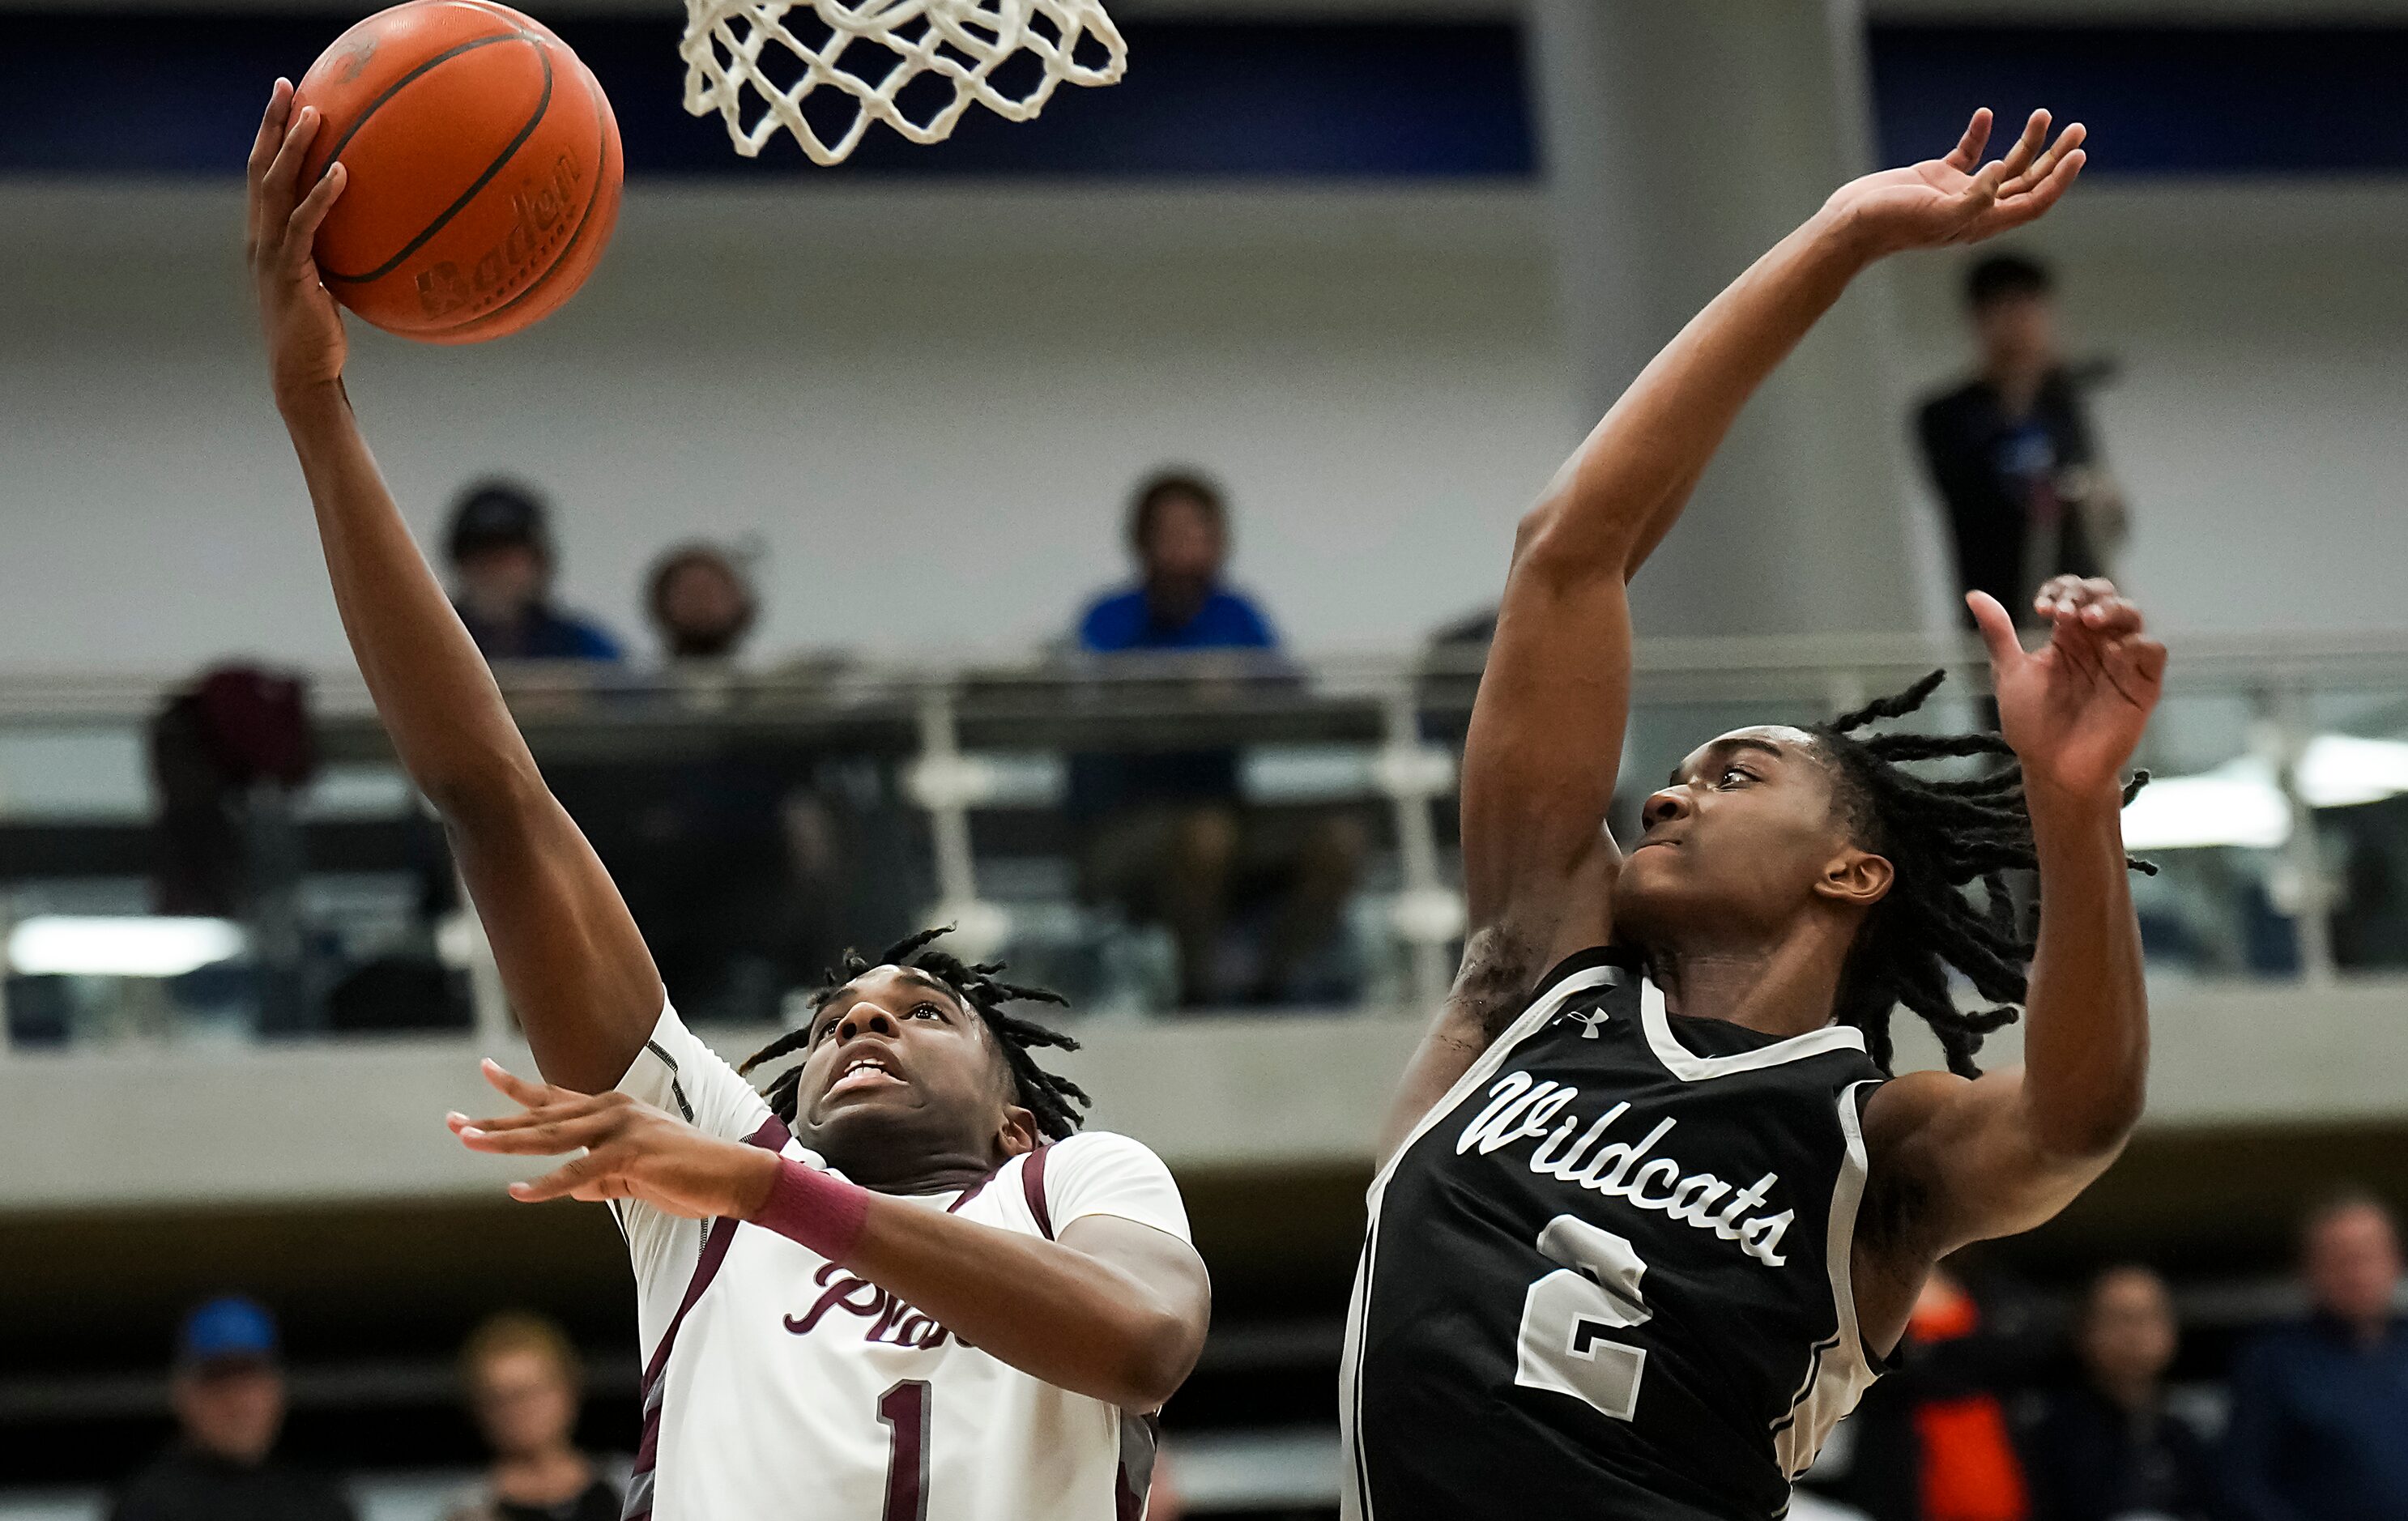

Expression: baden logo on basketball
xmin=414 ymin=150 xmax=582 ymax=319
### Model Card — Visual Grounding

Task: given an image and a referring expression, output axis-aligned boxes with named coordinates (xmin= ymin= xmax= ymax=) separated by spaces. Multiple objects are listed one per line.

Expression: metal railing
xmin=5 ymin=628 xmax=2407 ymax=1052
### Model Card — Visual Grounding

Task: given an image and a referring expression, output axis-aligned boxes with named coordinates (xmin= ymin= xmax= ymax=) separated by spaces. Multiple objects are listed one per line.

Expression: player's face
xmin=788 ymin=966 xmax=1033 ymax=1175
xmin=1612 ymin=726 xmax=1890 ymax=949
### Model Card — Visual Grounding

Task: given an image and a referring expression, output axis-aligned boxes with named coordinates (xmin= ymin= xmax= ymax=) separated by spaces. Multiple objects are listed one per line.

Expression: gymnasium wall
xmin=0 ymin=180 xmax=1575 ymax=668
xmin=2 ymin=173 xmax=2404 ymax=671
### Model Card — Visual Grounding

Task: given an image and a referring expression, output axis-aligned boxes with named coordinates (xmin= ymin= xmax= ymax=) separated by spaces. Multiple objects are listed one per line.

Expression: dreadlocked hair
xmin=735 ymin=927 xmax=1091 ymax=1141
xmin=1813 ymin=671 xmax=2154 ymax=1080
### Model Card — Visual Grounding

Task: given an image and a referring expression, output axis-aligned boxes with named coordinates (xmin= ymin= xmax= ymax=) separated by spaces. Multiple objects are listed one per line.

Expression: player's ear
xmin=996 ymin=1104 xmax=1040 ymax=1158
xmin=1815 ymin=847 xmax=1893 ymax=909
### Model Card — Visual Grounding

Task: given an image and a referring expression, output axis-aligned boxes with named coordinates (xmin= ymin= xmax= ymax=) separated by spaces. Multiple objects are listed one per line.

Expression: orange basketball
xmin=294 ymin=0 xmax=622 ymax=344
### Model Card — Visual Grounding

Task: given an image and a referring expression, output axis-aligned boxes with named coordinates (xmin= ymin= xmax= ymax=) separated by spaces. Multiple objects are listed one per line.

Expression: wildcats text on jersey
xmin=1455 ymin=1071 xmax=1795 ymax=1267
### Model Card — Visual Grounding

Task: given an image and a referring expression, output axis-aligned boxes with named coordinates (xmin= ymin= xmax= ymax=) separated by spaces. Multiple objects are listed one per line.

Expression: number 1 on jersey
xmin=1515 ymin=1216 xmax=1652 ymax=1421
xmin=877 ymin=1379 xmax=931 ymax=1521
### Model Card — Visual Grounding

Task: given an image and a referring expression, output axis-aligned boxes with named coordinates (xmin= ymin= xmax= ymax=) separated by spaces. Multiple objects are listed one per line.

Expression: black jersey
xmin=1341 ymin=948 xmax=1890 ymax=1520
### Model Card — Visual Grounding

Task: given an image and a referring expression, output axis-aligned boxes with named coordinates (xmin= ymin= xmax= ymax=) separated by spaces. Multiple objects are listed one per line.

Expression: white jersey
xmin=612 ymin=1007 xmax=1191 ymax=1521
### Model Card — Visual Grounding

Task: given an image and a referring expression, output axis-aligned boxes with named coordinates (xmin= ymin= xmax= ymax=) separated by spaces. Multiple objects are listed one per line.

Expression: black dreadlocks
xmin=736 ymin=927 xmax=1092 ymax=1141
xmin=1812 ymin=671 xmax=2153 ymax=1080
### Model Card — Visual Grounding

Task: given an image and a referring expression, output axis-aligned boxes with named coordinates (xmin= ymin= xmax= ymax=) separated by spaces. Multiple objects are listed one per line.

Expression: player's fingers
xmin=2130 ymin=636 xmax=2171 ymax=686
xmin=245 ymin=80 xmax=295 ymax=206
xmin=2034 ymin=573 xmax=2086 ymax=615
xmin=515 ymin=1145 xmax=633 ymax=1204
xmin=1943 ymin=107 xmax=1992 ymax=172
xmin=2081 ymin=597 xmax=2143 ymax=634
xmin=479 ymin=1057 xmax=571 ymax=1109
xmin=508 ymin=1158 xmax=596 ymax=1203
xmin=456 ymin=1112 xmax=616 ymax=1153
xmin=283 ymin=162 xmax=345 ymax=272
xmin=2004 ymin=120 xmax=2085 ymax=197
xmin=245 ymin=81 xmax=296 ymax=259
xmin=449 ymin=1104 xmax=588 ymax=1136
xmin=1967 ymin=591 xmax=2024 ymax=670
xmin=1993 ymin=109 xmax=2052 ymax=185
xmin=1987 ymin=147 xmax=2084 ymax=232
xmin=1957 ymin=156 xmax=2010 ymax=224
xmin=259 ymin=105 xmax=322 ymax=218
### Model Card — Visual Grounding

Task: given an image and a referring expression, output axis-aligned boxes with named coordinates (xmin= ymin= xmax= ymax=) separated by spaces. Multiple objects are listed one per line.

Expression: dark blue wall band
xmin=2 ymin=15 xmax=2403 ymax=179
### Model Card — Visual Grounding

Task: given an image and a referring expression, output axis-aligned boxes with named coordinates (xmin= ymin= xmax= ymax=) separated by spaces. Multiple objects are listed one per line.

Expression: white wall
xmin=2 ymin=176 xmax=2405 ymax=675
xmin=0 ymin=180 xmax=1571 ymax=671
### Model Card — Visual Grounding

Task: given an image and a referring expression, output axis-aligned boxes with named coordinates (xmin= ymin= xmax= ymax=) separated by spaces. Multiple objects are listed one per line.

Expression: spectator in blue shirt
xmin=445 ymin=479 xmax=623 ymax=664
xmin=1070 ymin=471 xmax=1362 ymax=1008
xmin=2226 ymin=1190 xmax=2408 ymax=1521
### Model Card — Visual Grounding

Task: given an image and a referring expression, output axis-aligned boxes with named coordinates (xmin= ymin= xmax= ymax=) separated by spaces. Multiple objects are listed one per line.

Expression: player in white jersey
xmin=245 ymin=85 xmax=1211 ymax=1521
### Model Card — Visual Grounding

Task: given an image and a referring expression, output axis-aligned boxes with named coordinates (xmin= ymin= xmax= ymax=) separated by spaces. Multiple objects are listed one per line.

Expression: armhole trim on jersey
xmin=1635 ymin=981 xmax=1867 ymax=1080
xmin=1021 ymin=1143 xmax=1056 ymax=1240
xmin=624 ymin=1113 xmax=792 ymax=1520
xmin=1771 ymin=1077 xmax=1884 ymax=1478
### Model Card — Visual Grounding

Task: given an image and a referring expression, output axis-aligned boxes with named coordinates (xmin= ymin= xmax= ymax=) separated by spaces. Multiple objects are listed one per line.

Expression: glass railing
xmin=5 ymin=629 xmax=2406 ymax=1050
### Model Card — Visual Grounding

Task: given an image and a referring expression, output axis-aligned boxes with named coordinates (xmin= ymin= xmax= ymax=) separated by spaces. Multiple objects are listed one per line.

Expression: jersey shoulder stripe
xmin=1023 ymin=1144 xmax=1057 ymax=1239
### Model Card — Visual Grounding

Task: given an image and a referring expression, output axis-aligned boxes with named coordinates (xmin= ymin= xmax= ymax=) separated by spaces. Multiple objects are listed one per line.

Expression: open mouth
xmin=827 ymin=1054 xmax=908 ymax=1099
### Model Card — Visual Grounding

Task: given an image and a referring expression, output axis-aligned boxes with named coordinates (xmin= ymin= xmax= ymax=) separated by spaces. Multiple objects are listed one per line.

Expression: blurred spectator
xmin=1813 ymin=1264 xmax=2041 ymax=1521
xmin=443 ymin=1314 xmax=620 ymax=1521
xmin=1070 ymin=470 xmax=1364 ymax=1008
xmin=109 ymin=1296 xmax=355 ymax=1521
xmin=445 ymin=479 xmax=623 ymax=663
xmin=2022 ymin=1265 xmax=2225 ymax=1521
xmin=647 ymin=542 xmax=756 ymax=663
xmin=1916 ymin=254 xmax=2127 ymax=628
xmin=2226 ymin=1189 xmax=2408 ymax=1521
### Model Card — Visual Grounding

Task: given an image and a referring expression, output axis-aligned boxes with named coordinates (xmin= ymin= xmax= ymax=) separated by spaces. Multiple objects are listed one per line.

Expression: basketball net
xmin=680 ymin=0 xmax=1127 ymax=164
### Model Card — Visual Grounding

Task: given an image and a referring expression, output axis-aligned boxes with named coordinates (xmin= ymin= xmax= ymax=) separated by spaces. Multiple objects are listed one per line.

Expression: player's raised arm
xmin=1378 ymin=110 xmax=2090 ymax=1158
xmin=248 ymin=80 xmax=660 ymax=1092
xmin=1860 ymin=577 xmax=2164 ymax=1272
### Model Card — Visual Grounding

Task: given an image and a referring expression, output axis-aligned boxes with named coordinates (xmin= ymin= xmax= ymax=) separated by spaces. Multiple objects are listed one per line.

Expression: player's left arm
xmin=453 ymin=1064 xmax=1211 ymax=1412
xmin=1862 ymin=577 xmax=2167 ymax=1264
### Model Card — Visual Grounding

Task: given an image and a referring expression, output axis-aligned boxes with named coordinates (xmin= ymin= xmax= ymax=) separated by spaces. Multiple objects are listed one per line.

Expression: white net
xmin=680 ymin=0 xmax=1127 ymax=165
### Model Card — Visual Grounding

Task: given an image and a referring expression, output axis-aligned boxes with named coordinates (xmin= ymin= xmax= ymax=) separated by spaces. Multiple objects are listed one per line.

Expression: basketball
xmin=293 ymin=0 xmax=621 ymax=343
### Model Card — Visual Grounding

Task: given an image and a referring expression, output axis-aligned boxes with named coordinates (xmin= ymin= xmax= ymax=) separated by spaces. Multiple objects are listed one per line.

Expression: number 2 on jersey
xmin=1514 ymin=1216 xmax=1652 ymax=1421
xmin=877 ymin=1380 xmax=931 ymax=1521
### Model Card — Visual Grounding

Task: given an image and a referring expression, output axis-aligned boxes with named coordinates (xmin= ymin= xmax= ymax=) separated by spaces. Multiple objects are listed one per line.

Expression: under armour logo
xmin=1571 ymin=1008 xmax=1612 ymax=1040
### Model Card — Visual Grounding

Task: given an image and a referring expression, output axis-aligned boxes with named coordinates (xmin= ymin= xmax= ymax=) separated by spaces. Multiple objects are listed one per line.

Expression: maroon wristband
xmin=748 ymin=1158 xmax=871 ymax=1261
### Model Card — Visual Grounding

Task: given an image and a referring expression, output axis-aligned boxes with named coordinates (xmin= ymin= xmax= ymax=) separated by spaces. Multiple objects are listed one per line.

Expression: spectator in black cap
xmin=446 ymin=479 xmax=624 ymax=663
xmin=1915 ymin=252 xmax=2129 ymax=628
xmin=110 ymin=1296 xmax=356 ymax=1521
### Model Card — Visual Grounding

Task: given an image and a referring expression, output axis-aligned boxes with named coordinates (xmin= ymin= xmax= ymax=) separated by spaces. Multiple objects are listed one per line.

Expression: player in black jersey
xmin=1345 ymin=109 xmax=2164 ymax=1520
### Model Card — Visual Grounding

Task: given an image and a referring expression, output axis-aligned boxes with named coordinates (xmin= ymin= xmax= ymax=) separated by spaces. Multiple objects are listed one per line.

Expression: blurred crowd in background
xmin=113 ymin=1193 xmax=2408 ymax=1521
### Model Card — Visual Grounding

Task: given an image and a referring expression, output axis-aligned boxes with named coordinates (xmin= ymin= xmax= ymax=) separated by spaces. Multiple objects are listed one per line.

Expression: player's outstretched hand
xmin=1826 ymin=108 xmax=2086 ymax=257
xmin=1970 ymin=577 xmax=2167 ymax=803
xmin=246 ymin=77 xmax=350 ymax=405
xmin=450 ymin=1059 xmax=781 ymax=1221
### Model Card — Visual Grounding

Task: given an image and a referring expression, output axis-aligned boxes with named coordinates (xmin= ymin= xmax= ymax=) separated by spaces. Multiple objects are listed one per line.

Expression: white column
xmin=1524 ymin=0 xmax=1951 ymax=638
